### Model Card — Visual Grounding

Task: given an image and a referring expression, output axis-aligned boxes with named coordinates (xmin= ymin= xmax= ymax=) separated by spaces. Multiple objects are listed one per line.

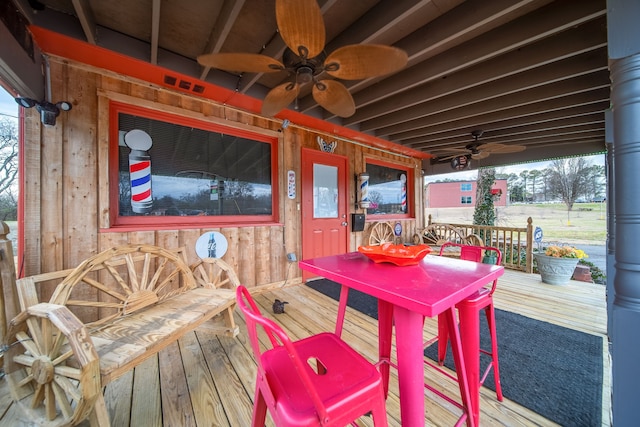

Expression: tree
xmin=473 ymin=168 xmax=496 ymax=226
xmin=528 ymin=170 xmax=542 ymax=202
xmin=0 ymin=118 xmax=18 ymax=220
xmin=505 ymin=173 xmax=523 ymax=202
xmin=519 ymin=170 xmax=529 ymax=202
xmin=547 ymin=157 xmax=591 ymax=224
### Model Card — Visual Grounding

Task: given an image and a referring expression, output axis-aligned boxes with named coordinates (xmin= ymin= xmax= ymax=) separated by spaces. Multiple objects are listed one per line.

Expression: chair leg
xmin=437 ymin=312 xmax=449 ymax=364
xmin=370 ymin=394 xmax=389 ymax=427
xmin=484 ymin=304 xmax=503 ymax=401
xmin=251 ymin=385 xmax=269 ymax=427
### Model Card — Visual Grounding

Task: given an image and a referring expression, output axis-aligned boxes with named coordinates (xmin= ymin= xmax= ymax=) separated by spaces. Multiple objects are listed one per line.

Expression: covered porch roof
xmin=1 ymin=0 xmax=608 ymax=171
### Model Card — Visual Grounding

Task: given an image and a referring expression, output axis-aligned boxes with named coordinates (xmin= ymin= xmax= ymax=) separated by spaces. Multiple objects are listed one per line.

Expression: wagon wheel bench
xmin=4 ymin=244 xmax=240 ymax=427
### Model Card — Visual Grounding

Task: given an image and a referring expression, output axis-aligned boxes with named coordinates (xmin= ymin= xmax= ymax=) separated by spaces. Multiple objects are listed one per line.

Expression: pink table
xmin=299 ymin=252 xmax=504 ymax=427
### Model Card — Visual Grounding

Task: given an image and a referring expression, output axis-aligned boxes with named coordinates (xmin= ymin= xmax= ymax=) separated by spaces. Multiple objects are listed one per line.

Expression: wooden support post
xmin=0 ymin=221 xmax=19 ymax=371
xmin=526 ymin=217 xmax=533 ymax=273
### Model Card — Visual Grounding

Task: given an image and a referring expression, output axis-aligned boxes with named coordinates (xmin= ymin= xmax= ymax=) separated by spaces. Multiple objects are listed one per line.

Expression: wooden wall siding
xmin=21 ymin=57 xmax=423 ymax=289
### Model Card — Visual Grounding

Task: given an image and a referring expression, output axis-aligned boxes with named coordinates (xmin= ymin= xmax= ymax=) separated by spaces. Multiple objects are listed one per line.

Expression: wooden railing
xmin=427 ymin=215 xmax=534 ymax=273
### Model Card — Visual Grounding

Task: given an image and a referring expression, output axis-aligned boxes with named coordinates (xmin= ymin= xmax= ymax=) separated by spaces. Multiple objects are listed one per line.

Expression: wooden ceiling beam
xmin=348 ymin=22 xmax=606 ymax=126
xmin=390 ymin=89 xmax=610 ymax=141
xmin=406 ymin=111 xmax=606 ymax=147
xmin=71 ymin=0 xmax=97 ymax=45
xmin=417 ymin=125 xmax=604 ymax=153
xmin=150 ymin=0 xmax=160 ymax=64
xmin=199 ymin=0 xmax=247 ymax=81
xmin=334 ymin=0 xmax=606 ymax=115
xmin=374 ymin=70 xmax=609 ymax=137
xmin=363 ymin=50 xmax=607 ymax=133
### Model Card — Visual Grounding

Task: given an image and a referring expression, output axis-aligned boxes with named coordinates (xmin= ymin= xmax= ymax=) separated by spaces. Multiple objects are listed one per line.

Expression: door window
xmin=313 ymin=164 xmax=338 ymax=218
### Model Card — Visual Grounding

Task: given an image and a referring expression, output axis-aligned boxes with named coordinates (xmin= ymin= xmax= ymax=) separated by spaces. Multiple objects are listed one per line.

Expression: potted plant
xmin=533 ymin=245 xmax=588 ymax=285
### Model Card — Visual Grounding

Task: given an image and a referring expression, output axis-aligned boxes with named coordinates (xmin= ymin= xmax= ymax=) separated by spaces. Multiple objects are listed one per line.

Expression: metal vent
xmin=162 ymin=74 xmax=205 ymax=95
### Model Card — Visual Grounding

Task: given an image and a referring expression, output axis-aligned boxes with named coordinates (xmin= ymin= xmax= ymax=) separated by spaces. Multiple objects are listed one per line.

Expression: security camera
xmin=14 ymin=97 xmax=72 ymax=126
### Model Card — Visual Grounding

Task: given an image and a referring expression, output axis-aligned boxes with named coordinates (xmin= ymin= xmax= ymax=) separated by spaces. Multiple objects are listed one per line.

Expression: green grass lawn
xmin=427 ymin=202 xmax=607 ymax=244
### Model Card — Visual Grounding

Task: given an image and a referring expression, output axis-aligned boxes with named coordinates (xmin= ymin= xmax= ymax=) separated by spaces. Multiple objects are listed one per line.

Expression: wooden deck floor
xmin=0 ymin=269 xmax=610 ymax=426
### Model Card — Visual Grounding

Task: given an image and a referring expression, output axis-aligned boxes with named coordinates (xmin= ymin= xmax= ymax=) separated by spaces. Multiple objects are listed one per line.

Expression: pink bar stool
xmin=236 ymin=286 xmax=389 ymax=427
xmin=433 ymin=242 xmax=503 ymax=425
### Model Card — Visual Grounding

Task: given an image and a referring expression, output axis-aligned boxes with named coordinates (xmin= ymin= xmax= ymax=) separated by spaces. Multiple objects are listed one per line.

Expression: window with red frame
xmin=112 ymin=103 xmax=277 ymax=226
xmin=365 ymin=160 xmax=412 ymax=217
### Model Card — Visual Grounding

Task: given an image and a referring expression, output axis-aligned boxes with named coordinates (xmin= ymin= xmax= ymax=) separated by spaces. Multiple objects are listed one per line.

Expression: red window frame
xmin=365 ymin=157 xmax=414 ymax=220
xmin=108 ymin=101 xmax=279 ymax=229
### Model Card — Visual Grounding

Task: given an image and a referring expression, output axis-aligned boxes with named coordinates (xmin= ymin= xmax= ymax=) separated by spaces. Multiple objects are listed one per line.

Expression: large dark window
xmin=366 ymin=159 xmax=412 ymax=218
xmin=111 ymin=103 xmax=277 ymax=226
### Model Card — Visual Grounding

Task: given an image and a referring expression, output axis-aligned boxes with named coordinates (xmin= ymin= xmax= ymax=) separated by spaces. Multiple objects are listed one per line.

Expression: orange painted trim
xmin=29 ymin=25 xmax=432 ymax=160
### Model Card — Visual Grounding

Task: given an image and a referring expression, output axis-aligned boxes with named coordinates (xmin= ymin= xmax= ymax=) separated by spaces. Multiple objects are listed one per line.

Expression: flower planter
xmin=534 ymin=253 xmax=580 ymax=285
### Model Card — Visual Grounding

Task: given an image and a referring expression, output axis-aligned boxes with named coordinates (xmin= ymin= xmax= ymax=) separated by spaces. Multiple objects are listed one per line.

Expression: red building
xmin=425 ymin=179 xmax=508 ymax=208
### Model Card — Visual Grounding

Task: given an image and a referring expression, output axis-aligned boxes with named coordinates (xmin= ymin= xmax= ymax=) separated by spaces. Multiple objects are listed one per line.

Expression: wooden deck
xmin=0 ymin=269 xmax=610 ymax=426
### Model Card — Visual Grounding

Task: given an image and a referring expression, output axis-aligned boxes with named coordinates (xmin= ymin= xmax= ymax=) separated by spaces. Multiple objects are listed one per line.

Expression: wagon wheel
xmin=367 ymin=222 xmax=395 ymax=245
xmin=49 ymin=245 xmax=197 ymax=329
xmin=5 ymin=303 xmax=101 ymax=426
xmin=190 ymin=257 xmax=240 ymax=290
xmin=411 ymin=233 xmax=424 ymax=245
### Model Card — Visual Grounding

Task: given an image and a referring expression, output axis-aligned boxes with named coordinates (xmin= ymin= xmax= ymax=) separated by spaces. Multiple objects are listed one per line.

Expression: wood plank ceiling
xmin=15 ymin=0 xmax=609 ymax=172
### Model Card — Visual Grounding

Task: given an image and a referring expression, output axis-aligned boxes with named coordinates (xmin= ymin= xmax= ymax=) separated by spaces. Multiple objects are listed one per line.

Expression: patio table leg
xmin=378 ymin=300 xmax=393 ymax=398
xmin=335 ymin=285 xmax=350 ymax=337
xmin=393 ymin=306 xmax=427 ymax=426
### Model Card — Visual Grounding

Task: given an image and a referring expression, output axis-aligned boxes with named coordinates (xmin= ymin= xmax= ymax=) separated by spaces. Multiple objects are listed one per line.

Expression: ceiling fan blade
xmin=324 ymin=45 xmax=408 ymax=80
xmin=261 ymin=82 xmax=300 ymax=117
xmin=276 ymin=0 xmax=325 ymax=59
xmin=312 ymin=80 xmax=355 ymax=118
xmin=471 ymin=151 xmax=491 ymax=160
xmin=479 ymin=143 xmax=527 ymax=154
xmin=197 ymin=53 xmax=284 ymax=73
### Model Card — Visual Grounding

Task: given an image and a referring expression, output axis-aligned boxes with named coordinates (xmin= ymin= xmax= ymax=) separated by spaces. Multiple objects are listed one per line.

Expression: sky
xmin=424 ymin=153 xmax=606 ymax=183
xmin=0 ymin=86 xmax=18 ymax=121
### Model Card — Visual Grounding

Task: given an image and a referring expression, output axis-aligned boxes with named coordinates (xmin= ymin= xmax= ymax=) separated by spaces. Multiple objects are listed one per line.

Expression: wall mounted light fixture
xmin=14 ymin=97 xmax=72 ymax=126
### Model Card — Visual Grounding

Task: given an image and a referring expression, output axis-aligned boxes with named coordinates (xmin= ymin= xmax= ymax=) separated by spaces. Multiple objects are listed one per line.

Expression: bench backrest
xmin=17 ymin=245 xmax=196 ymax=327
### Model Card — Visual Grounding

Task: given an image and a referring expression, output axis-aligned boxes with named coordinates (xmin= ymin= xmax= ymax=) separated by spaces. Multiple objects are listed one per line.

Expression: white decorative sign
xmin=287 ymin=170 xmax=296 ymax=199
xmin=195 ymin=231 xmax=228 ymax=259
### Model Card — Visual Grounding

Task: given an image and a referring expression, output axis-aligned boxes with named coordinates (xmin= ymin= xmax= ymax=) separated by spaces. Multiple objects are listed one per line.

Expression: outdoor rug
xmin=307 ymin=279 xmax=603 ymax=427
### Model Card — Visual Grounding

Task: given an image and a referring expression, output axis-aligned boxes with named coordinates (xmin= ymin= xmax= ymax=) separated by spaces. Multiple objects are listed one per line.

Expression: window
xmin=110 ymin=103 xmax=278 ymax=226
xmin=365 ymin=159 xmax=412 ymax=217
xmin=461 ymin=183 xmax=472 ymax=192
xmin=461 ymin=196 xmax=473 ymax=204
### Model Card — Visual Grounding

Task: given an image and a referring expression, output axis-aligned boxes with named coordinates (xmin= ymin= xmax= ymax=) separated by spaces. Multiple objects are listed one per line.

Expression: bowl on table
xmin=358 ymin=242 xmax=432 ymax=266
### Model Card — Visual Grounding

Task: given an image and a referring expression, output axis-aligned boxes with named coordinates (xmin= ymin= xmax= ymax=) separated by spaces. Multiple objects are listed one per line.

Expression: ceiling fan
xmin=436 ymin=130 xmax=527 ymax=162
xmin=197 ymin=0 xmax=408 ymax=118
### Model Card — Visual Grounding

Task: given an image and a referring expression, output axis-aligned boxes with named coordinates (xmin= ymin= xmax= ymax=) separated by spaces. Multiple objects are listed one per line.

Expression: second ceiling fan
xmin=438 ymin=130 xmax=527 ymax=161
xmin=197 ymin=0 xmax=408 ymax=118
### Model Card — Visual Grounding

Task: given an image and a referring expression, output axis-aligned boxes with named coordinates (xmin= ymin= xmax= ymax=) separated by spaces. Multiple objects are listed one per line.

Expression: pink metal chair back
xmin=439 ymin=242 xmax=502 ymax=296
xmin=236 ymin=285 xmax=388 ymax=427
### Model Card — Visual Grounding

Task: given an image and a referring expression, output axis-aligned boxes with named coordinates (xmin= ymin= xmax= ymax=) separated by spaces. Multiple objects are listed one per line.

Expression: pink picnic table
xmin=299 ymin=251 xmax=504 ymax=427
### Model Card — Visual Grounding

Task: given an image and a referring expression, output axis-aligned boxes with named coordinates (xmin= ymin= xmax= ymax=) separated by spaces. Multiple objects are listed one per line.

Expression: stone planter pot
xmin=533 ymin=253 xmax=580 ymax=285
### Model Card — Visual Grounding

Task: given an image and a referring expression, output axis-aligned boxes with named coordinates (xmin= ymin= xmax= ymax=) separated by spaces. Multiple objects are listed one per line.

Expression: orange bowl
xmin=358 ymin=243 xmax=432 ymax=266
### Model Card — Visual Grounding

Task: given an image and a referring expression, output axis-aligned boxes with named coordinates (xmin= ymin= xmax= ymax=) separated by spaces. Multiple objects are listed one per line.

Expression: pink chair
xmin=236 ymin=286 xmax=389 ymax=427
xmin=436 ymin=242 xmax=504 ymax=402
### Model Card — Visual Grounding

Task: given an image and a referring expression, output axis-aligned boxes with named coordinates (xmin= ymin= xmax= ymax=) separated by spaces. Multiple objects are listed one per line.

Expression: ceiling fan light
xmin=296 ymin=66 xmax=314 ymax=84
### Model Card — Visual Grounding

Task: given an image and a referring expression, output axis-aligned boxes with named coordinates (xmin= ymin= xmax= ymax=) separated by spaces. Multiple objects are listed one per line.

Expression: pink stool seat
xmin=236 ymin=286 xmax=388 ymax=427
xmin=432 ymin=242 xmax=504 ymax=426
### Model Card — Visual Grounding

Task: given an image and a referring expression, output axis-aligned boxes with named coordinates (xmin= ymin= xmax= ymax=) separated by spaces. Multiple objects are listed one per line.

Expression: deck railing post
xmin=0 ymin=221 xmax=19 ymax=371
xmin=526 ymin=217 xmax=533 ymax=273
